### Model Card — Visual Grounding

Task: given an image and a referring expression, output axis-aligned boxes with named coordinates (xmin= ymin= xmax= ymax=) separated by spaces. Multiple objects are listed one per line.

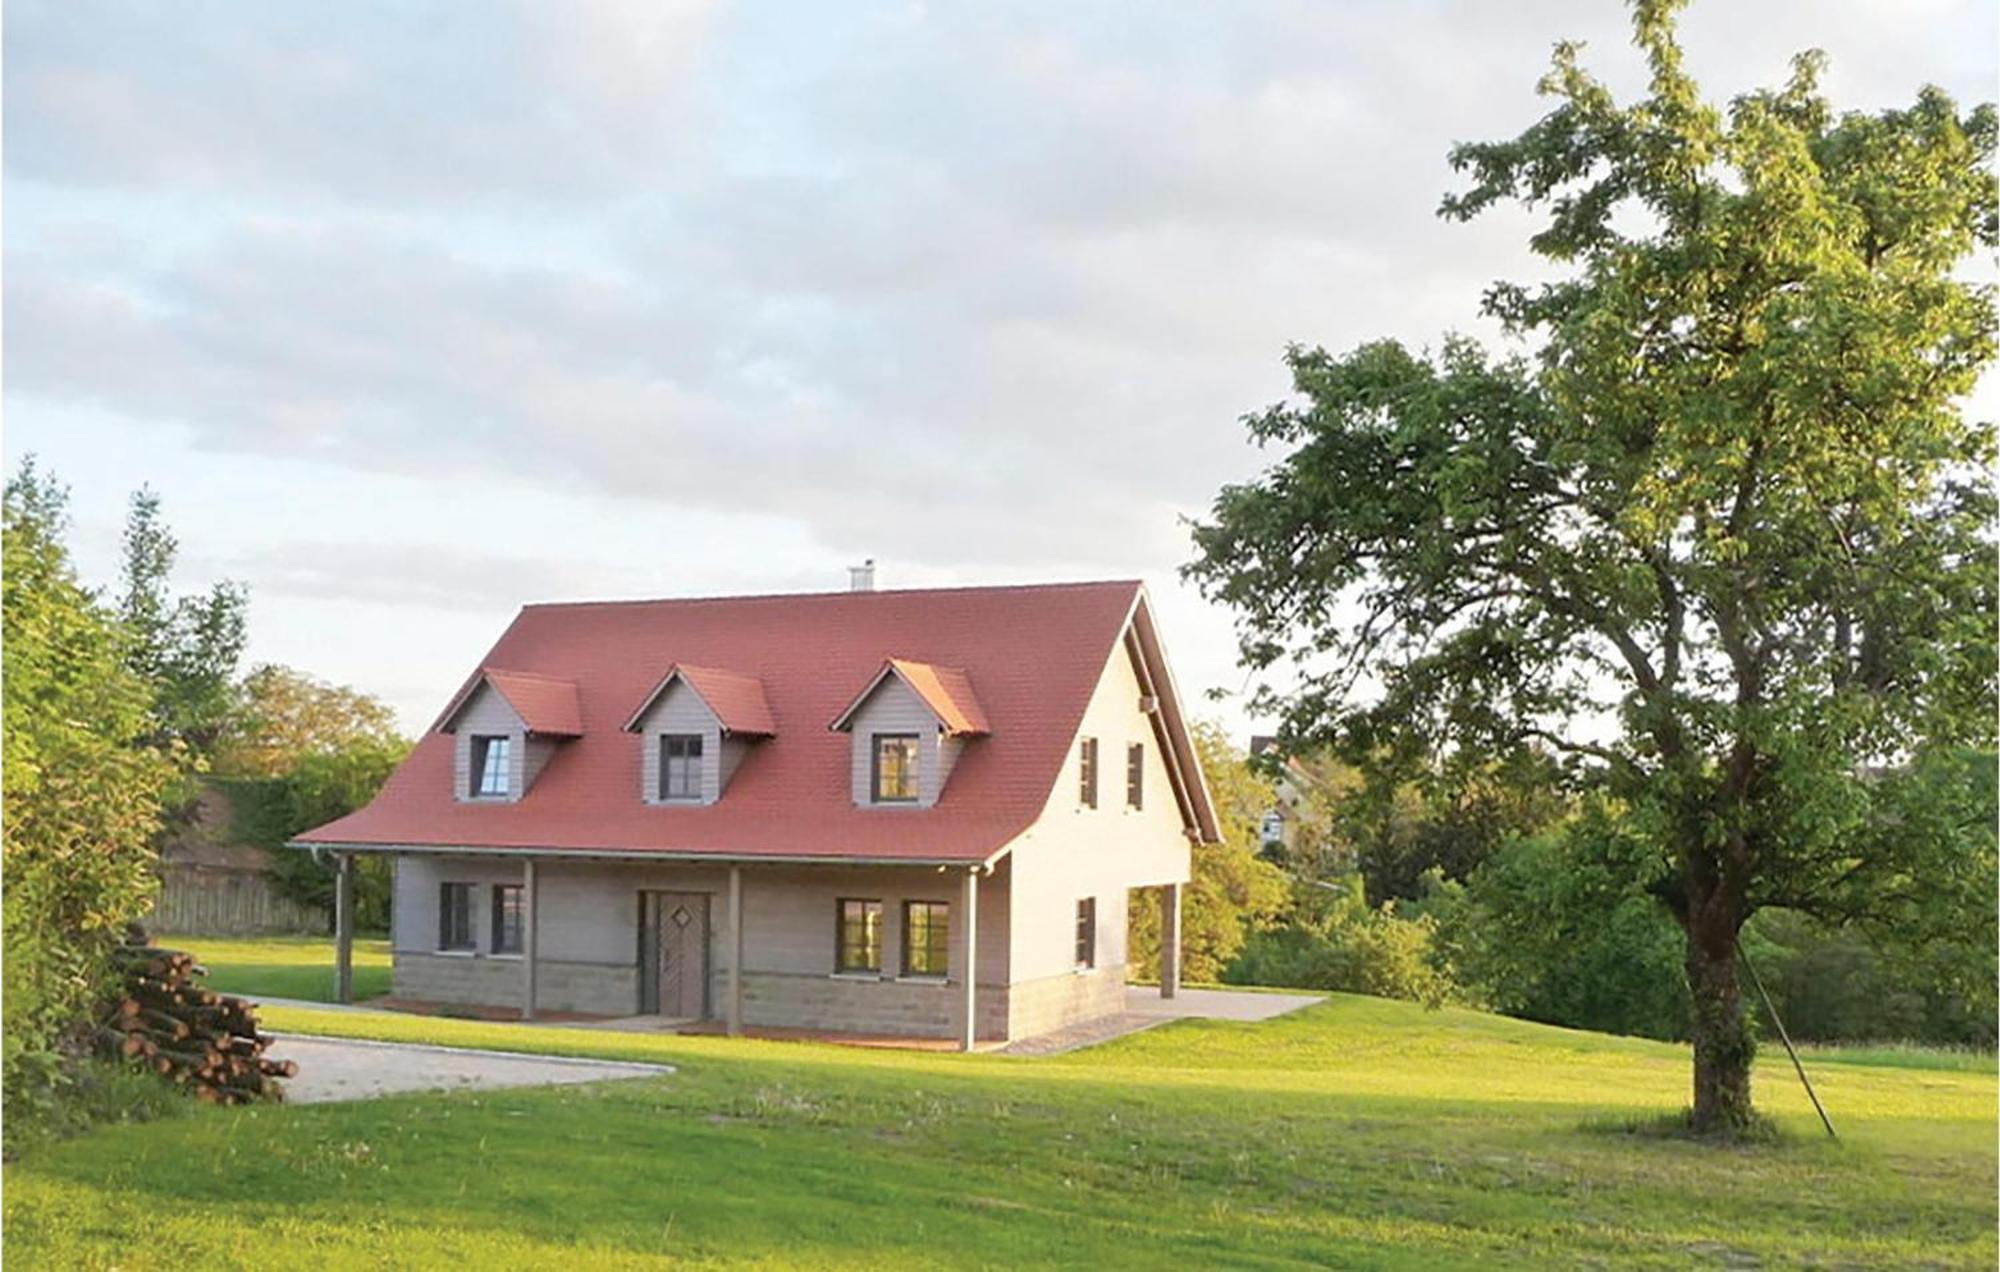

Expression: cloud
xmin=6 ymin=0 xmax=1994 ymax=593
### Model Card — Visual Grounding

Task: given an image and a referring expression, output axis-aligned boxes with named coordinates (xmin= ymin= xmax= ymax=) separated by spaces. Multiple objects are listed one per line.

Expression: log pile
xmin=96 ymin=940 xmax=295 ymax=1104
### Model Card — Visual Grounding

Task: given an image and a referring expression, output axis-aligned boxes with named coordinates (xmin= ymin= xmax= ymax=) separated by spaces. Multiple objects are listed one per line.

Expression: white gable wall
xmin=1004 ymin=631 xmax=1192 ymax=985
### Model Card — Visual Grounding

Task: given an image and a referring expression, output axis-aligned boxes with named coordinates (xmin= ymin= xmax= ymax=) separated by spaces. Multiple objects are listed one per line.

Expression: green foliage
xmin=1228 ymin=874 xmax=1457 ymax=1008
xmin=1419 ymin=815 xmax=1691 ymax=1041
xmin=3 ymin=460 xmax=178 ymax=1147
xmin=1129 ymin=722 xmax=1288 ymax=981
xmin=214 ymin=663 xmax=403 ymax=780
xmin=118 ymin=485 xmax=248 ymax=759
xmin=208 ymin=665 xmax=409 ymax=932
xmin=1187 ymin=1 xmax=1997 ymax=1130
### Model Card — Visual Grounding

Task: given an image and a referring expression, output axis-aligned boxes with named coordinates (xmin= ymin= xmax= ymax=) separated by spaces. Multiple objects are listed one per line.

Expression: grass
xmin=156 ymin=933 xmax=393 ymax=1004
xmin=5 ymin=942 xmax=1993 ymax=1268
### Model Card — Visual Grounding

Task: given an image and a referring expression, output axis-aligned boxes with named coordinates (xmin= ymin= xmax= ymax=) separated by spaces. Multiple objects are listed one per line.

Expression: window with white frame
xmin=659 ymin=733 xmax=704 ymax=800
xmin=471 ymin=735 xmax=511 ymax=798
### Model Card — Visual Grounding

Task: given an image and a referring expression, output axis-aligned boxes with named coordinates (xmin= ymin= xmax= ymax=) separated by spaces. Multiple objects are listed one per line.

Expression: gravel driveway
xmin=267 ymin=1034 xmax=673 ymax=1104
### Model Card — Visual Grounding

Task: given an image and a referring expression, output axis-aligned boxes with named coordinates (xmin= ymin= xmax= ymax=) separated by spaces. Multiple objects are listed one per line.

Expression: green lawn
xmin=8 ymin=946 xmax=1993 ymax=1269
xmin=155 ymin=933 xmax=393 ymax=1003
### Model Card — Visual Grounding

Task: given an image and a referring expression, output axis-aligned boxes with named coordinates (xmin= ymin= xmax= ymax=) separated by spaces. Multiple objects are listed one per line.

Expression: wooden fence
xmin=148 ymin=866 xmax=326 ymax=936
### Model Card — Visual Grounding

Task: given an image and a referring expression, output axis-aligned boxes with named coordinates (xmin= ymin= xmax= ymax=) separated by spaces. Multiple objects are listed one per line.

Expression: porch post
xmin=1159 ymin=882 xmax=1181 ymax=1000
xmin=522 ymin=857 xmax=539 ymax=1021
xmin=333 ymin=852 xmax=354 ymax=1004
xmin=726 ymin=865 xmax=743 ymax=1036
xmin=960 ymin=867 xmax=979 ymax=1052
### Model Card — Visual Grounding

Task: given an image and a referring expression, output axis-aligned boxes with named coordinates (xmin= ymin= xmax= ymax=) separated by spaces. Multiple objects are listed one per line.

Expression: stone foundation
xmin=394 ymin=951 xmax=637 ymax=1017
xmin=741 ymin=971 xmax=1007 ymax=1039
xmin=394 ymin=952 xmax=1121 ymax=1042
xmin=1007 ymin=964 xmax=1128 ymax=1040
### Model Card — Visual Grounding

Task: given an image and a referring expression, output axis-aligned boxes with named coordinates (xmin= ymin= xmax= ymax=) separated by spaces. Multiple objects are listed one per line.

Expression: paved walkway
xmin=1123 ymin=986 xmax=1324 ymax=1021
xmin=266 ymin=1034 xmax=673 ymax=1104
xmin=1002 ymin=987 xmax=1324 ymax=1056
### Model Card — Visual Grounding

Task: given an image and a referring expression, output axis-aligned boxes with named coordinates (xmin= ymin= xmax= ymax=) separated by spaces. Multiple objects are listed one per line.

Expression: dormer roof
xmin=435 ymin=668 xmax=583 ymax=738
xmin=829 ymin=658 xmax=990 ymax=737
xmin=622 ymin=664 xmax=776 ymax=736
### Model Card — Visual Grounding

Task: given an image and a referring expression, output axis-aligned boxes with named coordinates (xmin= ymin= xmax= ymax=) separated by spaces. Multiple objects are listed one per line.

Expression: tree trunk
xmin=1683 ymin=893 xmax=1755 ymax=1133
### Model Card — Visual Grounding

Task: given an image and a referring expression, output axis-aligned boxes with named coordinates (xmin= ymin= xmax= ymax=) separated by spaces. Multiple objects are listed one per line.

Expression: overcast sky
xmin=6 ymin=0 xmax=1995 ymax=737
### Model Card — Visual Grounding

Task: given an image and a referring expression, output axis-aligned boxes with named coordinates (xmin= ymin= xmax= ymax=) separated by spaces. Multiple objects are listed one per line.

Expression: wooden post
xmin=334 ymin=853 xmax=354 ymax=1005
xmin=726 ymin=865 xmax=743 ymax=1036
xmin=522 ymin=858 xmax=538 ymax=1022
xmin=960 ymin=867 xmax=980 ymax=1052
xmin=1160 ymin=882 xmax=1181 ymax=1000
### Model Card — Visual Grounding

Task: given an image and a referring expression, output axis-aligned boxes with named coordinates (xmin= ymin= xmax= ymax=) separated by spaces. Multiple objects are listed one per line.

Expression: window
xmin=1126 ymin=742 xmax=1144 ymax=810
xmin=439 ymin=882 xmax=474 ymax=951
xmin=835 ymin=898 xmax=883 ymax=974
xmin=492 ymin=884 xmax=524 ymax=955
xmin=1079 ymin=737 xmax=1099 ymax=808
xmin=659 ymin=733 xmax=704 ymax=800
xmin=901 ymin=900 xmax=950 ymax=978
xmin=1075 ymin=897 xmax=1097 ymax=969
xmin=471 ymin=734 xmax=511 ymax=798
xmin=872 ymin=733 xmax=920 ymax=803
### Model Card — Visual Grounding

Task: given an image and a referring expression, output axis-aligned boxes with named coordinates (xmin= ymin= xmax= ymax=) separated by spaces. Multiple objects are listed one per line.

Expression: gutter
xmin=285 ymin=839 xmax=1011 ymax=871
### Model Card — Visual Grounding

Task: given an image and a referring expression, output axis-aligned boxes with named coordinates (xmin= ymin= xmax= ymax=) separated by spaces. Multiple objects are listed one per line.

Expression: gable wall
xmin=1004 ymin=631 xmax=1192 ymax=984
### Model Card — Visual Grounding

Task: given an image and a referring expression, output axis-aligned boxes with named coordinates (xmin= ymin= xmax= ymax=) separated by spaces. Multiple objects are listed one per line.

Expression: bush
xmin=1226 ymin=874 xmax=1456 ymax=1007
xmin=4 ymin=463 xmax=178 ymax=1150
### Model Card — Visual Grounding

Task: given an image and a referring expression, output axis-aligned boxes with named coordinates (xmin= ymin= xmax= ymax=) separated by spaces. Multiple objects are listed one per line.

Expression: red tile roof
xmin=436 ymin=669 xmax=583 ymax=737
xmin=295 ymin=580 xmax=1198 ymax=864
xmin=621 ymin=664 xmax=777 ymax=736
xmin=829 ymin=658 xmax=991 ymax=737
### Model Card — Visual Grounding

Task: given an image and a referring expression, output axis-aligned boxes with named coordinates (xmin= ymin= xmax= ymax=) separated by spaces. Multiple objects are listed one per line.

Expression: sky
xmin=6 ymin=0 xmax=1995 ymax=738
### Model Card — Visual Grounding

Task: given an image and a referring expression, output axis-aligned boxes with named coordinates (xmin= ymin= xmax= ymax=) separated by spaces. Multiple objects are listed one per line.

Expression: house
xmin=1248 ymin=735 xmax=1307 ymax=855
xmin=290 ymin=580 xmax=1218 ymax=1049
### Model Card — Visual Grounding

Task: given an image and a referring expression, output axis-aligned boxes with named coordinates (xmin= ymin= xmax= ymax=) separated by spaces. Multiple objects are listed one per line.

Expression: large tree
xmin=1189 ymin=1 xmax=1995 ymax=1133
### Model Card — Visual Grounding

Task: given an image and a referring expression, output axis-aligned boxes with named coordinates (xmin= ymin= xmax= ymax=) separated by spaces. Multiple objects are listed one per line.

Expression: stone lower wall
xmin=394 ymin=952 xmax=635 ymax=1017
xmin=395 ymin=953 xmax=1118 ymax=1043
xmin=1008 ymin=964 xmax=1128 ymax=1040
xmin=741 ymin=971 xmax=1007 ymax=1040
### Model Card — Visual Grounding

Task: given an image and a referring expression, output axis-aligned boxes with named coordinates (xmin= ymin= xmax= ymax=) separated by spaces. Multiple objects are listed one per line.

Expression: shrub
xmin=1227 ymin=875 xmax=1456 ymax=1007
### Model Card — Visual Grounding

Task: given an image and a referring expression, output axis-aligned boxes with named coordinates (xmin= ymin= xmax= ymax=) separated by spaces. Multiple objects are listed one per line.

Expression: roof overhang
xmin=1120 ymin=588 xmax=1223 ymax=844
xmin=285 ymin=839 xmax=1009 ymax=872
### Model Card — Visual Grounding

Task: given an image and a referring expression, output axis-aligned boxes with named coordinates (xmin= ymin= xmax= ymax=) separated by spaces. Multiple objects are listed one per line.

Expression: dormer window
xmin=659 ymin=734 xmax=704 ymax=800
xmin=622 ymin=665 xmax=774 ymax=806
xmin=436 ymin=668 xmax=580 ymax=804
xmin=471 ymin=735 xmax=511 ymax=798
xmin=872 ymin=734 xmax=920 ymax=803
xmin=832 ymin=658 xmax=990 ymax=810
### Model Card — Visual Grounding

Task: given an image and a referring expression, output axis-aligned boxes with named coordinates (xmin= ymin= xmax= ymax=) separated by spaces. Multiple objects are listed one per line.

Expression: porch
xmin=330 ymin=850 xmax=1185 ymax=1051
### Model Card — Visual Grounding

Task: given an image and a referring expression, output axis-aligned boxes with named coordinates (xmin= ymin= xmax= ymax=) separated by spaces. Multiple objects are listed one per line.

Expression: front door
xmin=638 ymin=891 xmax=710 ymax=1018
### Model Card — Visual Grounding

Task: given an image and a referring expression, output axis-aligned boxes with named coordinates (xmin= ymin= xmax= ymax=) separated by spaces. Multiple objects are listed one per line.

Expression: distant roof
xmin=437 ymin=669 xmax=583 ymax=738
xmin=1249 ymin=734 xmax=1279 ymax=758
xmin=830 ymin=658 xmax=991 ymax=737
xmin=295 ymin=581 xmax=1218 ymax=863
xmin=622 ymin=664 xmax=777 ymax=736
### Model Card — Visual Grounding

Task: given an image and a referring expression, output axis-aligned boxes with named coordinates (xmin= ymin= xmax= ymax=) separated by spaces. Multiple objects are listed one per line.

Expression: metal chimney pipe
xmin=848 ymin=559 xmax=877 ymax=592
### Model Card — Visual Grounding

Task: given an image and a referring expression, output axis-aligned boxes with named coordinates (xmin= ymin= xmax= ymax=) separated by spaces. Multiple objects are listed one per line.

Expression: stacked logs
xmin=96 ymin=941 xmax=295 ymax=1104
